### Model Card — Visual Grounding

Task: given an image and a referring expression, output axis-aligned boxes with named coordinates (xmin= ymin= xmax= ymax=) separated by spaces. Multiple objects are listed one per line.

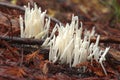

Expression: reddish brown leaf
xmin=116 ymin=65 xmax=120 ymax=73
xmin=77 ymin=61 xmax=105 ymax=77
xmin=2 ymin=40 xmax=19 ymax=57
xmin=93 ymin=67 xmax=105 ymax=77
xmin=91 ymin=61 xmax=105 ymax=77
xmin=39 ymin=60 xmax=49 ymax=74
xmin=76 ymin=61 xmax=89 ymax=68
xmin=3 ymin=49 xmax=19 ymax=62
xmin=35 ymin=75 xmax=48 ymax=80
xmin=38 ymin=54 xmax=44 ymax=60
xmin=25 ymin=50 xmax=39 ymax=62
xmin=4 ymin=67 xmax=26 ymax=78
xmin=42 ymin=62 xmax=49 ymax=74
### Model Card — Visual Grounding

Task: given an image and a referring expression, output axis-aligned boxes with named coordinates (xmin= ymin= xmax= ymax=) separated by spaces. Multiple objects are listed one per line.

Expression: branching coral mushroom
xmin=19 ymin=3 xmax=50 ymax=39
xmin=19 ymin=3 xmax=110 ymax=76
xmin=46 ymin=15 xmax=110 ymax=75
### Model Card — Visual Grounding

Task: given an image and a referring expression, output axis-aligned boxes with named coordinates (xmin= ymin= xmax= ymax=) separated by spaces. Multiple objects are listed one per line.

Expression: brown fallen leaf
xmin=117 ymin=65 xmax=120 ymax=73
xmin=39 ymin=60 xmax=49 ymax=74
xmin=4 ymin=66 xmax=27 ymax=78
xmin=25 ymin=50 xmax=39 ymax=63
xmin=34 ymin=75 xmax=48 ymax=80
xmin=42 ymin=62 xmax=49 ymax=74
xmin=93 ymin=66 xmax=105 ymax=77
xmin=2 ymin=40 xmax=19 ymax=57
xmin=77 ymin=61 xmax=105 ymax=77
xmin=76 ymin=61 xmax=89 ymax=68
xmin=38 ymin=54 xmax=44 ymax=60
xmin=91 ymin=61 xmax=106 ymax=77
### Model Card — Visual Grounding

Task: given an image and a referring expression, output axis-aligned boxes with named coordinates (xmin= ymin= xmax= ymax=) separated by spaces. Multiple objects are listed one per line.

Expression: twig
xmin=19 ymin=44 xmax=24 ymax=67
xmin=0 ymin=36 xmax=44 ymax=45
xmin=91 ymin=36 xmax=120 ymax=44
xmin=0 ymin=2 xmax=25 ymax=11
xmin=0 ymin=35 xmax=120 ymax=48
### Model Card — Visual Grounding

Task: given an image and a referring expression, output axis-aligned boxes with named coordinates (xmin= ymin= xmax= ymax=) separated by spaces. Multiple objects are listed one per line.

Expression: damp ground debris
xmin=0 ymin=0 xmax=120 ymax=80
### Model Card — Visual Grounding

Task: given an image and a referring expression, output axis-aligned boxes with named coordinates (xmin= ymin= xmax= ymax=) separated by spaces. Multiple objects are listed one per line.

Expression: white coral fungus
xmin=19 ymin=3 xmax=110 ymax=75
xmin=19 ymin=3 xmax=50 ymax=39
xmin=45 ymin=15 xmax=110 ymax=75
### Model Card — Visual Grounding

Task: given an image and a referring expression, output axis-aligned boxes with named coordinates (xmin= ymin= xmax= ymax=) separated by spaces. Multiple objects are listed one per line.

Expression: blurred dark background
xmin=0 ymin=0 xmax=120 ymax=29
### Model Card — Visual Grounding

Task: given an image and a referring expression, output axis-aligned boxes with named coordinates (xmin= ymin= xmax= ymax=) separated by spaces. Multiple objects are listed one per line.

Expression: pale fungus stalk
xmin=19 ymin=3 xmax=50 ymax=39
xmin=46 ymin=15 xmax=110 ymax=75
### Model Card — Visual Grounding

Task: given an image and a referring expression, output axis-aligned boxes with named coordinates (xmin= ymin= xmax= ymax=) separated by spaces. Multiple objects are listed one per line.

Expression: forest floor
xmin=0 ymin=0 xmax=120 ymax=80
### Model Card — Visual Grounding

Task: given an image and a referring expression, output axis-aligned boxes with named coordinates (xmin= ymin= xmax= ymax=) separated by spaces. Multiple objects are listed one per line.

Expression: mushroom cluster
xmin=19 ymin=3 xmax=50 ymax=39
xmin=19 ymin=3 xmax=110 ymax=75
xmin=45 ymin=15 xmax=110 ymax=75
